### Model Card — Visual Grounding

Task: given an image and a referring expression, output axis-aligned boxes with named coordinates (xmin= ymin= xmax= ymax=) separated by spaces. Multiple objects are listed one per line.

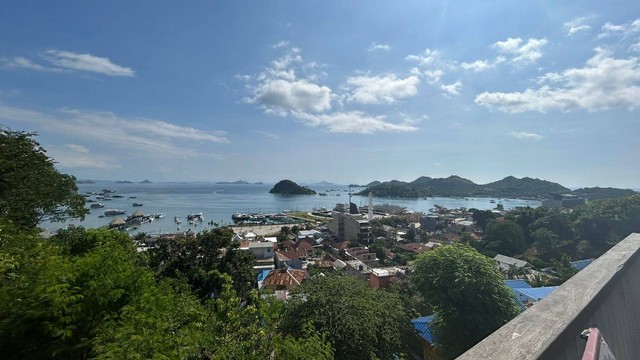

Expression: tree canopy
xmin=0 ymin=129 xmax=87 ymax=229
xmin=279 ymin=274 xmax=411 ymax=360
xmin=412 ymin=244 xmax=521 ymax=358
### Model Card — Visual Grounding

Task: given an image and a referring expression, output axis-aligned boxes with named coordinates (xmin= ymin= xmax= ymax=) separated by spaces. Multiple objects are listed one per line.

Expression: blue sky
xmin=1 ymin=1 xmax=639 ymax=188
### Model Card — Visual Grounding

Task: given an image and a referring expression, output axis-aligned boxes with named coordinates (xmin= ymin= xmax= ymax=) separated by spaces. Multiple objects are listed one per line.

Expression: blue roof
xmin=257 ymin=269 xmax=272 ymax=282
xmin=513 ymin=286 xmax=558 ymax=301
xmin=412 ymin=315 xmax=436 ymax=344
xmin=504 ymin=279 xmax=531 ymax=290
xmin=570 ymin=259 xmax=593 ymax=271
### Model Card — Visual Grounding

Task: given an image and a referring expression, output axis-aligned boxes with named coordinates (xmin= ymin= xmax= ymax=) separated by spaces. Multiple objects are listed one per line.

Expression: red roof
xmin=262 ymin=268 xmax=308 ymax=287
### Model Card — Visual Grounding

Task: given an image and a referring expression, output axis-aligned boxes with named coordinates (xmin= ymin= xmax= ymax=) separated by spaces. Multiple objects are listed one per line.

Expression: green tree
xmin=280 ymin=274 xmax=411 ymax=360
xmin=481 ymin=219 xmax=526 ymax=256
xmin=147 ymin=227 xmax=256 ymax=301
xmin=470 ymin=209 xmax=496 ymax=231
xmin=530 ymin=228 xmax=561 ymax=263
xmin=412 ymin=244 xmax=520 ymax=358
xmin=0 ymin=129 xmax=87 ymax=229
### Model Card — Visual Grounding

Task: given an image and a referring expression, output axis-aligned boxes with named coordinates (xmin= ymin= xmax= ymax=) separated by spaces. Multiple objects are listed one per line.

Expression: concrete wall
xmin=458 ymin=233 xmax=640 ymax=360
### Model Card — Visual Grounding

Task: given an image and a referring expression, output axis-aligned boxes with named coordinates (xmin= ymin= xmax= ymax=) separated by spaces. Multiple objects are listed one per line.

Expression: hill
xmin=358 ymin=175 xmax=571 ymax=198
xmin=571 ymin=187 xmax=637 ymax=201
xmin=269 ymin=180 xmax=316 ymax=195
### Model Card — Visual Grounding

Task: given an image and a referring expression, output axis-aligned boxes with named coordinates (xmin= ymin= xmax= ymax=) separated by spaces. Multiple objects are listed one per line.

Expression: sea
xmin=43 ymin=181 xmax=542 ymax=235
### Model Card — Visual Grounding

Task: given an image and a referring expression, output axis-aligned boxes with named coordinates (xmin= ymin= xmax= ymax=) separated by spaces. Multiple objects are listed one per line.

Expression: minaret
xmin=368 ymin=192 xmax=373 ymax=220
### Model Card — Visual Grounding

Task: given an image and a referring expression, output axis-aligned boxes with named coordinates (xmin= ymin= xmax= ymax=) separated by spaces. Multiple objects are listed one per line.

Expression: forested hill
xmin=357 ymin=175 xmax=571 ymax=198
xmin=570 ymin=187 xmax=638 ymax=201
xmin=269 ymin=180 xmax=316 ymax=195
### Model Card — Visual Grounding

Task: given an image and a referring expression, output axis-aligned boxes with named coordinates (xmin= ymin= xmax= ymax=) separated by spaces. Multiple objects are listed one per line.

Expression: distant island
xmin=140 ymin=180 xmax=153 ymax=184
xmin=570 ymin=187 xmax=637 ymax=200
xmin=357 ymin=175 xmax=572 ymax=199
xmin=269 ymin=180 xmax=316 ymax=195
xmin=216 ymin=180 xmax=251 ymax=185
xmin=76 ymin=179 xmax=95 ymax=184
xmin=115 ymin=180 xmax=133 ymax=184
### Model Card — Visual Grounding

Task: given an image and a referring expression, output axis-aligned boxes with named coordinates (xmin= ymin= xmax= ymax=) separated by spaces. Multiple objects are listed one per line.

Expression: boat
xmin=132 ymin=202 xmax=144 ymax=207
xmin=232 ymin=213 xmax=250 ymax=222
xmin=187 ymin=212 xmax=204 ymax=221
xmin=154 ymin=213 xmax=166 ymax=219
xmin=90 ymin=203 xmax=105 ymax=208
xmin=112 ymin=194 xmax=124 ymax=198
xmin=104 ymin=209 xmax=127 ymax=216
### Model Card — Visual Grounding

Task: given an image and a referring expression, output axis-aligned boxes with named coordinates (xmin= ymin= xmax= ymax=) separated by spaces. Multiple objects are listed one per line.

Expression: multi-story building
xmin=327 ymin=212 xmax=371 ymax=243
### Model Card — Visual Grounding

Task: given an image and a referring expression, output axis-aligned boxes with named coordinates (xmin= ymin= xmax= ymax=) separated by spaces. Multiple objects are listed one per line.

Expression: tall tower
xmin=368 ymin=192 xmax=373 ymax=220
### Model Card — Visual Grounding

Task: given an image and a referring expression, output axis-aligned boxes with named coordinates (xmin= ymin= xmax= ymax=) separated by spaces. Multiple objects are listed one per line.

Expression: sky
xmin=1 ymin=1 xmax=639 ymax=188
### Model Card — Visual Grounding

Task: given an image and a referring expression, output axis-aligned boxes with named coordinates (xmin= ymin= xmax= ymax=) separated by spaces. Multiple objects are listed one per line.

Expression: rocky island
xmin=269 ymin=180 xmax=316 ymax=195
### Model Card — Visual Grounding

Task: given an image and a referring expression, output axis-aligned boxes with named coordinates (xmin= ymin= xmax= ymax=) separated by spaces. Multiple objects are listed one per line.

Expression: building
xmin=369 ymin=267 xmax=404 ymax=289
xmin=327 ymin=212 xmax=371 ymax=243
xmin=261 ymin=267 xmax=308 ymax=291
xmin=494 ymin=254 xmax=533 ymax=271
xmin=411 ymin=315 xmax=445 ymax=360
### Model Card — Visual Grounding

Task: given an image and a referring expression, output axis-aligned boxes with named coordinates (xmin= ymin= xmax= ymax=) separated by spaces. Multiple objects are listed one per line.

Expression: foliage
xmin=147 ymin=227 xmax=256 ymax=301
xmin=470 ymin=209 xmax=497 ymax=231
xmin=269 ymin=180 xmax=316 ymax=195
xmin=411 ymin=244 xmax=520 ymax=358
xmin=477 ymin=219 xmax=525 ymax=256
xmin=0 ymin=223 xmax=333 ymax=359
xmin=280 ymin=274 xmax=411 ymax=360
xmin=0 ymin=129 xmax=88 ymax=229
xmin=359 ymin=175 xmax=570 ymax=198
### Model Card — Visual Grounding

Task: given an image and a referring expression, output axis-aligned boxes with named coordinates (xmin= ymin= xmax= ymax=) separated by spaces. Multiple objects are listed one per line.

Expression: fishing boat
xmin=90 ymin=203 xmax=105 ymax=208
xmin=132 ymin=202 xmax=144 ymax=207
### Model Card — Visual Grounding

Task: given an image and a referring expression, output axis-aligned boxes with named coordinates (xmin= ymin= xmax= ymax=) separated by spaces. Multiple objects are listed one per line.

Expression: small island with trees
xmin=269 ymin=179 xmax=316 ymax=195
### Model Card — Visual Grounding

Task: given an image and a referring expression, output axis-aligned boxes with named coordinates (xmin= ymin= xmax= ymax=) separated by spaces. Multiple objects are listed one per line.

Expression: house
xmin=570 ymin=259 xmax=593 ymax=271
xmin=494 ymin=254 xmax=533 ymax=271
xmin=512 ymin=286 xmax=558 ymax=307
xmin=396 ymin=242 xmax=432 ymax=255
xmin=411 ymin=315 xmax=445 ymax=360
xmin=275 ymin=249 xmax=307 ymax=269
xmin=297 ymin=229 xmax=322 ymax=242
xmin=369 ymin=267 xmax=404 ymax=289
xmin=248 ymin=241 xmax=275 ymax=260
xmin=261 ymin=267 xmax=308 ymax=292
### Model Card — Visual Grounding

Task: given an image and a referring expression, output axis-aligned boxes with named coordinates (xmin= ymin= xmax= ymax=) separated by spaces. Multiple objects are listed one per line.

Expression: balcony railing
xmin=458 ymin=233 xmax=640 ymax=360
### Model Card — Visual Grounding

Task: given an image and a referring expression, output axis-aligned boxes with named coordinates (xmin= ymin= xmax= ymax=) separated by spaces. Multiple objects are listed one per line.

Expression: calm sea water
xmin=43 ymin=181 xmax=541 ymax=234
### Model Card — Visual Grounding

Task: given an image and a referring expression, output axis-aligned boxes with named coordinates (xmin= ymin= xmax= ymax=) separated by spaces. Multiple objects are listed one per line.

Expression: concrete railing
xmin=458 ymin=233 xmax=640 ymax=360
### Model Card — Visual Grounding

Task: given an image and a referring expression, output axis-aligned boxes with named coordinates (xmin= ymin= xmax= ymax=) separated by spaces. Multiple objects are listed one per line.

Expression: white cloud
xmin=42 ymin=50 xmax=134 ymax=77
xmin=346 ymin=74 xmax=420 ymax=104
xmin=510 ymin=131 xmax=543 ymax=140
xmin=0 ymin=104 xmax=228 ymax=159
xmin=254 ymin=130 xmax=280 ymax=139
xmin=598 ymin=18 xmax=640 ymax=38
xmin=47 ymin=145 xmax=121 ymax=169
xmin=368 ymin=42 xmax=390 ymax=52
xmin=292 ymin=111 xmax=419 ymax=134
xmin=441 ymin=81 xmax=461 ymax=97
xmin=273 ymin=40 xmax=290 ymax=49
xmin=631 ymin=41 xmax=640 ymax=52
xmin=423 ymin=69 xmax=444 ymax=84
xmin=251 ymin=79 xmax=333 ymax=113
xmin=475 ymin=48 xmax=640 ymax=113
xmin=1 ymin=56 xmax=55 ymax=71
xmin=243 ymin=46 xmax=333 ymax=114
xmin=493 ymin=37 xmax=548 ymax=64
xmin=405 ymin=48 xmax=441 ymax=67
xmin=64 ymin=144 xmax=89 ymax=153
xmin=460 ymin=57 xmax=505 ymax=72
xmin=564 ymin=16 xmax=593 ymax=37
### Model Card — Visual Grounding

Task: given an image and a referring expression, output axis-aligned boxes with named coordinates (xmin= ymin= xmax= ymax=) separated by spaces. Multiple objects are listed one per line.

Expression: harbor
xmin=42 ymin=181 xmax=542 ymax=235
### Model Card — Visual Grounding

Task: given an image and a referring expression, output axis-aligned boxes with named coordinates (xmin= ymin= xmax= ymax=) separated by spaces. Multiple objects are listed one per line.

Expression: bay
xmin=43 ymin=181 xmax=541 ymax=234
